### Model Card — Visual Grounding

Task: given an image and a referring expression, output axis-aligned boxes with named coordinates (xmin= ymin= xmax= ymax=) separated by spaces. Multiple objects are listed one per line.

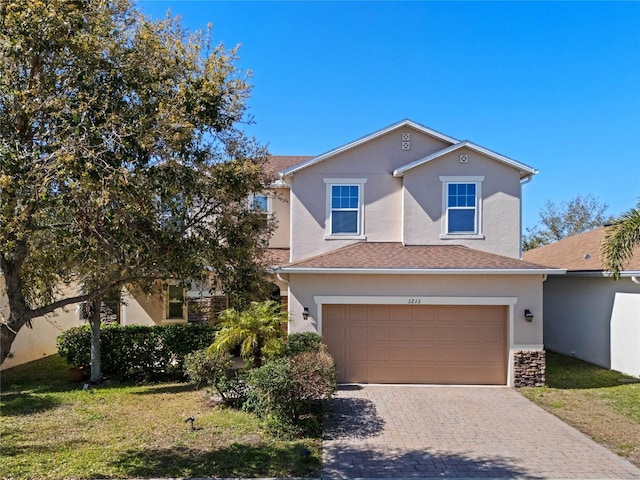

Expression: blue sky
xmin=138 ymin=1 xmax=640 ymax=230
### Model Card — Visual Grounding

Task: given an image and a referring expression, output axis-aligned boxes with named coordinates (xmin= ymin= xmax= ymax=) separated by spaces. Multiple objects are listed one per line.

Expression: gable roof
xmin=392 ymin=141 xmax=537 ymax=180
xmin=265 ymin=155 xmax=313 ymax=174
xmin=277 ymin=242 xmax=562 ymax=274
xmin=523 ymin=226 xmax=640 ymax=273
xmin=279 ymin=119 xmax=458 ymax=176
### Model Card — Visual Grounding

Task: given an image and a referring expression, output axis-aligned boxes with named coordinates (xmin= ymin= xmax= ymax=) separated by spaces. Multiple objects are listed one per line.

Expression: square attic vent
xmin=401 ymin=141 xmax=411 ymax=150
xmin=402 ymin=132 xmax=411 ymax=141
xmin=459 ymin=154 xmax=469 ymax=163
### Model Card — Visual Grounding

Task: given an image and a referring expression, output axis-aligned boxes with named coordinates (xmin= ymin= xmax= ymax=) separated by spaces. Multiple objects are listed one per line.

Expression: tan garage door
xmin=322 ymin=304 xmax=507 ymax=385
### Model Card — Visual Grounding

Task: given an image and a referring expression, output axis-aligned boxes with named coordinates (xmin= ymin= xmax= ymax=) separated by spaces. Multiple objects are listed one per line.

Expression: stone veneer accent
xmin=513 ymin=350 xmax=546 ymax=387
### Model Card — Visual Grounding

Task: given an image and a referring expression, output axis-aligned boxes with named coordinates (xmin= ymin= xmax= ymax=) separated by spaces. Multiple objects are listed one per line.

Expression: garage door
xmin=322 ymin=304 xmax=507 ymax=385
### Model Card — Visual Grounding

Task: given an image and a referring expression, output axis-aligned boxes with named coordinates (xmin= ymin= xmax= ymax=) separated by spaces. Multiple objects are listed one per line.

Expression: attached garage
xmin=322 ymin=304 xmax=508 ymax=385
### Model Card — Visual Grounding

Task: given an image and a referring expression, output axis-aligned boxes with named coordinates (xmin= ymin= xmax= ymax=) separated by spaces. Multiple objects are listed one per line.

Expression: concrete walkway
xmin=322 ymin=385 xmax=640 ymax=479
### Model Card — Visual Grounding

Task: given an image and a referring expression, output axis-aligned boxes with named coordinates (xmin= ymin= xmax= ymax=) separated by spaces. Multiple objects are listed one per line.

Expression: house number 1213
xmin=408 ymin=298 xmax=421 ymax=304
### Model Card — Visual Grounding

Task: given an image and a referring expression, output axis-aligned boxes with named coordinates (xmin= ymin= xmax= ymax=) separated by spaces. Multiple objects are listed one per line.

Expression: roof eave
xmin=564 ymin=270 xmax=640 ymax=277
xmin=393 ymin=141 xmax=538 ymax=178
xmin=280 ymin=119 xmax=458 ymax=177
xmin=277 ymin=267 xmax=566 ymax=275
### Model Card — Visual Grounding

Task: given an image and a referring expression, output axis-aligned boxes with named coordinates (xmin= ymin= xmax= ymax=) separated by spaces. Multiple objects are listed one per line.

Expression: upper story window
xmin=440 ymin=176 xmax=484 ymax=239
xmin=249 ymin=194 xmax=269 ymax=212
xmin=331 ymin=185 xmax=359 ymax=233
xmin=324 ymin=178 xmax=367 ymax=239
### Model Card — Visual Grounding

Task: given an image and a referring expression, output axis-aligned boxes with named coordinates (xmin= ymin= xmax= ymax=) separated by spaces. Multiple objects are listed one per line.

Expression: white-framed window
xmin=163 ymin=283 xmax=188 ymax=323
xmin=249 ymin=194 xmax=270 ymax=212
xmin=324 ymin=178 xmax=367 ymax=239
xmin=440 ymin=176 xmax=484 ymax=238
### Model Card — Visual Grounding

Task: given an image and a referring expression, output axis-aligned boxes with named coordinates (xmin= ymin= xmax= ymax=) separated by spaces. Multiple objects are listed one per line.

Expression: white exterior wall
xmin=402 ymin=148 xmax=521 ymax=258
xmin=543 ymin=275 xmax=640 ymax=377
xmin=611 ymin=292 xmax=640 ymax=377
xmin=1 ymin=277 xmax=82 ymax=370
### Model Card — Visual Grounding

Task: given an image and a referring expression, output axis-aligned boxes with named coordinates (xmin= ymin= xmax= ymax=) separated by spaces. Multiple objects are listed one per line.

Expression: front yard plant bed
xmin=520 ymin=350 xmax=640 ymax=467
xmin=0 ymin=355 xmax=321 ymax=479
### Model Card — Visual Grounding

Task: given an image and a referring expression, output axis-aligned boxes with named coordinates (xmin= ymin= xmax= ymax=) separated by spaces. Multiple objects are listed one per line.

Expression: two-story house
xmin=269 ymin=120 xmax=562 ymax=387
xmin=10 ymin=119 xmax=558 ymax=384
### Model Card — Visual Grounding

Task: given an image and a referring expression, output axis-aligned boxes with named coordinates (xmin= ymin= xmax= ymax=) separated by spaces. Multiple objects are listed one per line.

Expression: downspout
xmin=632 ymin=276 xmax=640 ymax=285
xmin=275 ymin=270 xmax=289 ymax=285
xmin=519 ymin=174 xmax=534 ymax=259
xmin=283 ymin=172 xmax=294 ymax=263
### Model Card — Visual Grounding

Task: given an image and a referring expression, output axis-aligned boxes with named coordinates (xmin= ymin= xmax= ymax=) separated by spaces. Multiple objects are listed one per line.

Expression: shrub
xmin=283 ymin=332 xmax=326 ymax=357
xmin=57 ymin=326 xmax=92 ymax=369
xmin=245 ymin=349 xmax=336 ymax=436
xmin=184 ymin=349 xmax=248 ymax=406
xmin=57 ymin=323 xmax=218 ymax=381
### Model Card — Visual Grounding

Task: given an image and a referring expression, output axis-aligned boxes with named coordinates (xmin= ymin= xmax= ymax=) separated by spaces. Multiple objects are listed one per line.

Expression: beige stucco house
xmin=5 ymin=119 xmax=561 ymax=386
xmin=524 ymin=227 xmax=640 ymax=378
xmin=271 ymin=120 xmax=562 ymax=386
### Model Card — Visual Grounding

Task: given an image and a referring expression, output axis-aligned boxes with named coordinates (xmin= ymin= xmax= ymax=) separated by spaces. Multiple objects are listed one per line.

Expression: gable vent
xmin=401 ymin=132 xmax=411 ymax=150
xmin=459 ymin=154 xmax=469 ymax=163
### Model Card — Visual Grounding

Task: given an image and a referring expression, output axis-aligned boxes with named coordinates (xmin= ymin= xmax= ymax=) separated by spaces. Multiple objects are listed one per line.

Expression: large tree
xmin=603 ymin=199 xmax=640 ymax=280
xmin=0 ymin=0 xmax=274 ymax=365
xmin=523 ymin=194 xmax=611 ymax=251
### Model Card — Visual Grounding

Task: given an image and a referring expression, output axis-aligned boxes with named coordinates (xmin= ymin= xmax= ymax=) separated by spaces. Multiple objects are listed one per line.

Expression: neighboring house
xmin=272 ymin=119 xmax=562 ymax=386
xmin=523 ymin=227 xmax=640 ymax=378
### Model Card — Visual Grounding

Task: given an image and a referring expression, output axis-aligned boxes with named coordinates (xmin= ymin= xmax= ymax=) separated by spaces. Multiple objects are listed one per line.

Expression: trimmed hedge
xmin=57 ymin=323 xmax=218 ymax=381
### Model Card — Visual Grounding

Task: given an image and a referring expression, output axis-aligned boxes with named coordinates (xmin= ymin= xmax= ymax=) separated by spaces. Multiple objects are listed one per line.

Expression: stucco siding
xmin=543 ymin=275 xmax=640 ymax=376
xmin=287 ymin=273 xmax=543 ymax=347
xmin=403 ymin=147 xmax=521 ymax=257
xmin=121 ymin=286 xmax=162 ymax=326
xmin=288 ymin=127 xmax=523 ymax=261
xmin=611 ymin=292 xmax=640 ymax=377
xmin=288 ymin=128 xmax=450 ymax=261
xmin=269 ymin=187 xmax=290 ymax=249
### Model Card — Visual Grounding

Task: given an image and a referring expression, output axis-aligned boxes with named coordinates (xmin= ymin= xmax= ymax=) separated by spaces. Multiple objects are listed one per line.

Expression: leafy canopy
xmin=523 ymin=194 xmax=611 ymax=251
xmin=0 ymin=0 xmax=273 ymax=363
xmin=602 ymin=199 xmax=640 ymax=280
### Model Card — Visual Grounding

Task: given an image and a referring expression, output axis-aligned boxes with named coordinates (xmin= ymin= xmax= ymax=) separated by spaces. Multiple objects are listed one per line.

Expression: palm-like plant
xmin=603 ymin=199 xmax=640 ymax=280
xmin=208 ymin=300 xmax=287 ymax=368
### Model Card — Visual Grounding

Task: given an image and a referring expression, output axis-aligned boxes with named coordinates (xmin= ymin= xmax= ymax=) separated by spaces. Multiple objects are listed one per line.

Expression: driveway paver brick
xmin=322 ymin=385 xmax=640 ymax=479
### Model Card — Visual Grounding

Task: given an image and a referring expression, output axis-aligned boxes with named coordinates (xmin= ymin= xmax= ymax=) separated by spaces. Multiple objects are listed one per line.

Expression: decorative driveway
xmin=322 ymin=385 xmax=640 ymax=479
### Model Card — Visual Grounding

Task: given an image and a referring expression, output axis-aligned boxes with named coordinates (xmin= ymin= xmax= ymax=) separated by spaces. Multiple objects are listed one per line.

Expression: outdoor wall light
xmin=302 ymin=307 xmax=310 ymax=320
xmin=524 ymin=309 xmax=534 ymax=322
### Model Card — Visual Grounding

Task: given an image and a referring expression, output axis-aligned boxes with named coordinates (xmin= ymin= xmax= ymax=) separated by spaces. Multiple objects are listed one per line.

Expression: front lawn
xmin=520 ymin=351 xmax=640 ymax=467
xmin=0 ymin=355 xmax=321 ymax=479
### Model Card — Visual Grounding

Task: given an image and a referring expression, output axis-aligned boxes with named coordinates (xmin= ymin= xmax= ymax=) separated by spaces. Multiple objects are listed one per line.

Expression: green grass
xmin=0 ymin=355 xmax=321 ymax=479
xmin=520 ymin=351 xmax=640 ymax=467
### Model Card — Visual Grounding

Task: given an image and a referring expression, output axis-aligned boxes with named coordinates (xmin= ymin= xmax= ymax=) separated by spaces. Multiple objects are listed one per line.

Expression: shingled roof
xmin=263 ymin=155 xmax=313 ymax=182
xmin=523 ymin=226 xmax=640 ymax=272
xmin=277 ymin=242 xmax=558 ymax=273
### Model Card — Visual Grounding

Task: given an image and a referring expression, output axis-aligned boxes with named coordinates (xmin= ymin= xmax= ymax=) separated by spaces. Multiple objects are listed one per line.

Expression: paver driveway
xmin=323 ymin=385 xmax=640 ymax=479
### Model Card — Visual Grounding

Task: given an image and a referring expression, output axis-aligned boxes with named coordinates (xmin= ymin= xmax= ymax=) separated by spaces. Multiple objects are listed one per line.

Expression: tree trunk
xmin=0 ymin=324 xmax=19 ymax=365
xmin=89 ymin=299 xmax=102 ymax=383
xmin=0 ymin=250 xmax=31 ymax=365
